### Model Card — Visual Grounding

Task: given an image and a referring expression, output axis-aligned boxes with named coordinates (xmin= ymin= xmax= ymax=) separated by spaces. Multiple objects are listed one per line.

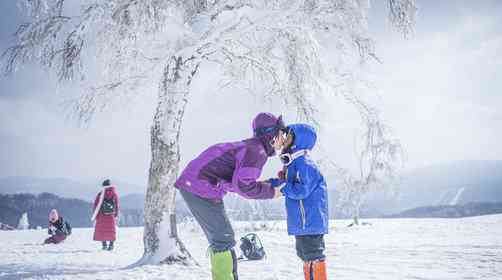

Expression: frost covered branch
xmin=388 ymin=0 xmax=417 ymax=37
xmin=2 ymin=0 xmax=415 ymax=262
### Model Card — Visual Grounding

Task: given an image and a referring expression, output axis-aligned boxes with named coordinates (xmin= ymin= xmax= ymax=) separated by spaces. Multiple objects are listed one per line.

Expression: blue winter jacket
xmin=281 ymin=124 xmax=329 ymax=236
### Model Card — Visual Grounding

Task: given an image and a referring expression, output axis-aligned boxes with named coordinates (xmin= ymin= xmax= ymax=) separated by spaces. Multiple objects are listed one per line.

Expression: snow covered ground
xmin=1 ymin=215 xmax=501 ymax=280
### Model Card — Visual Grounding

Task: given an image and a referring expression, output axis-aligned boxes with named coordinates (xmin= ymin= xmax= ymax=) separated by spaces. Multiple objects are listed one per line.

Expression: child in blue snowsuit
xmin=269 ymin=124 xmax=329 ymax=280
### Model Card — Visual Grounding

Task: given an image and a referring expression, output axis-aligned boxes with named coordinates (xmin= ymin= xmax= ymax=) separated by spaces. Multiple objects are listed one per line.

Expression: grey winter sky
xmin=1 ymin=1 xmax=501 ymax=187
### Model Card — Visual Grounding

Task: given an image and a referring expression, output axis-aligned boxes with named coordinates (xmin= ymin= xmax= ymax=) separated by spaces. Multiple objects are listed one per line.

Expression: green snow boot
xmin=209 ymin=248 xmax=238 ymax=280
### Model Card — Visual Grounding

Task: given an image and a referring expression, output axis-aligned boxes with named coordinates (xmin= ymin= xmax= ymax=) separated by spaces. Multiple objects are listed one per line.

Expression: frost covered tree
xmin=17 ymin=212 xmax=30 ymax=230
xmin=2 ymin=0 xmax=415 ymax=265
xmin=329 ymin=122 xmax=404 ymax=225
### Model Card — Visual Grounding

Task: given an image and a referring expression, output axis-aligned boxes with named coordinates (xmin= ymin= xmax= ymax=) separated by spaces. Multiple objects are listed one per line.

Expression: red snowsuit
xmin=93 ymin=186 xmax=119 ymax=241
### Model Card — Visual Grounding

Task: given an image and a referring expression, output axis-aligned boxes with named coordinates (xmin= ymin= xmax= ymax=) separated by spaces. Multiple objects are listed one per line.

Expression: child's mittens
xmin=269 ymin=178 xmax=286 ymax=198
xmin=272 ymin=168 xmax=287 ymax=184
xmin=268 ymin=178 xmax=285 ymax=188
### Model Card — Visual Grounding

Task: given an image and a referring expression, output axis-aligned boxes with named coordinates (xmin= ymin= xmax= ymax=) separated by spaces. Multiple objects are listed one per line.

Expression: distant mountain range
xmin=0 ymin=177 xmax=197 ymax=228
xmin=121 ymin=193 xmax=146 ymax=210
xmin=0 ymin=176 xmax=149 ymax=228
xmin=0 ymin=192 xmax=187 ymax=229
xmin=1 ymin=160 xmax=501 ymax=220
xmin=0 ymin=176 xmax=146 ymax=202
xmin=362 ymin=160 xmax=502 ymax=216
xmin=386 ymin=202 xmax=502 ymax=218
xmin=0 ymin=176 xmax=275 ymax=219
xmin=0 ymin=192 xmax=93 ymax=229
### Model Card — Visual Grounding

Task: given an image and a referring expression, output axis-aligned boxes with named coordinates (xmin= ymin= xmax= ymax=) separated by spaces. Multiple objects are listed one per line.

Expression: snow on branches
xmin=2 ymin=0 xmax=416 ymax=262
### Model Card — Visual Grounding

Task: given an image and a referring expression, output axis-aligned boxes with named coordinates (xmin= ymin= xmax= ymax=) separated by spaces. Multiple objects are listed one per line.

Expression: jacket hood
xmin=287 ymin=124 xmax=317 ymax=153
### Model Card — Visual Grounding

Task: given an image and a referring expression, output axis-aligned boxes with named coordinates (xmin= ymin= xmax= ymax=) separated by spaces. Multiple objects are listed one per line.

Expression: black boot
xmin=102 ymin=241 xmax=107 ymax=250
xmin=108 ymin=241 xmax=114 ymax=251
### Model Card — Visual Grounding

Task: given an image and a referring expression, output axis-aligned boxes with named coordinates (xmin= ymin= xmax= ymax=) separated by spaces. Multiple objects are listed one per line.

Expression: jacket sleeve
xmin=281 ymin=159 xmax=320 ymax=200
xmin=93 ymin=193 xmax=99 ymax=211
xmin=230 ymin=145 xmax=275 ymax=199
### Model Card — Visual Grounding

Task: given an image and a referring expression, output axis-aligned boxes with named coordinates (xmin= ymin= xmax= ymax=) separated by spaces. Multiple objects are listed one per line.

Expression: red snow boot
xmin=303 ymin=260 xmax=327 ymax=280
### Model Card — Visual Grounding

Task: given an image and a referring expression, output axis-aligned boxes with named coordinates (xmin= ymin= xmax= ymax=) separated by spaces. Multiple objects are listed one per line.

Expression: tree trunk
xmin=137 ymin=54 xmax=201 ymax=266
xmin=353 ymin=199 xmax=361 ymax=226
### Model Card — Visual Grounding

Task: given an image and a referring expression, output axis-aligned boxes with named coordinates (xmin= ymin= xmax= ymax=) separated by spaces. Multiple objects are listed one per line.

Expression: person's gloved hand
xmin=268 ymin=178 xmax=285 ymax=188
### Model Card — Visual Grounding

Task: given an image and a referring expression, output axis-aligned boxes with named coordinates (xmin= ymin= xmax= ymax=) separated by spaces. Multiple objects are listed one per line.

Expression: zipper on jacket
xmin=299 ymin=200 xmax=306 ymax=229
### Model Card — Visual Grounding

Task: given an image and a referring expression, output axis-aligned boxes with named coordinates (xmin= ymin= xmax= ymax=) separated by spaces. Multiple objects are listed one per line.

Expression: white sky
xmin=0 ymin=1 xmax=501 ymax=187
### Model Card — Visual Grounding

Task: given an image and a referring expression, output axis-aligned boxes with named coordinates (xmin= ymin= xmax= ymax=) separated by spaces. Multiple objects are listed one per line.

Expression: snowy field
xmin=1 ymin=215 xmax=501 ymax=280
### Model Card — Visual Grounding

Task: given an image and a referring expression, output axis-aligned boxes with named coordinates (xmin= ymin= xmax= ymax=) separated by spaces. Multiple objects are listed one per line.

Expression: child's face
xmin=283 ymin=132 xmax=294 ymax=150
xmin=272 ymin=130 xmax=287 ymax=151
xmin=272 ymin=130 xmax=295 ymax=152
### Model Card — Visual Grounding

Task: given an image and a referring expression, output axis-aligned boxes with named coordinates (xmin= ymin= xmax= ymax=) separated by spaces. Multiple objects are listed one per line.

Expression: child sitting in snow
xmin=44 ymin=209 xmax=72 ymax=244
xmin=269 ymin=124 xmax=329 ymax=280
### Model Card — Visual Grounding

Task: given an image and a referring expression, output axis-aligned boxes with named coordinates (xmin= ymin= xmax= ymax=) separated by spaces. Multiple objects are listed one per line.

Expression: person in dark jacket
xmin=269 ymin=124 xmax=329 ymax=280
xmin=44 ymin=209 xmax=71 ymax=244
xmin=175 ymin=112 xmax=288 ymax=280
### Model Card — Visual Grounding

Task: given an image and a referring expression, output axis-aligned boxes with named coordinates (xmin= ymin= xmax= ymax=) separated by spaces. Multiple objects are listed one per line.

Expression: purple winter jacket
xmin=175 ymin=136 xmax=276 ymax=200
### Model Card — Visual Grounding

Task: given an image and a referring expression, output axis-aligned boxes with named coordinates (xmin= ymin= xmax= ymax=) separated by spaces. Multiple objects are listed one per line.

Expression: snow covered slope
xmin=1 ymin=215 xmax=501 ymax=279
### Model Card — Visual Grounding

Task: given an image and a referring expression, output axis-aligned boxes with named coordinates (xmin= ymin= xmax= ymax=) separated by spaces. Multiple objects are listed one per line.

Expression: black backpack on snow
xmin=239 ymin=233 xmax=266 ymax=261
xmin=100 ymin=197 xmax=116 ymax=215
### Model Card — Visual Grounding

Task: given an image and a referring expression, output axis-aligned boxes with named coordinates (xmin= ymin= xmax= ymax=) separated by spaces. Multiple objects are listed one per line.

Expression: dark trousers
xmin=179 ymin=189 xmax=236 ymax=252
xmin=295 ymin=235 xmax=325 ymax=261
xmin=102 ymin=240 xmax=114 ymax=248
xmin=44 ymin=234 xmax=66 ymax=244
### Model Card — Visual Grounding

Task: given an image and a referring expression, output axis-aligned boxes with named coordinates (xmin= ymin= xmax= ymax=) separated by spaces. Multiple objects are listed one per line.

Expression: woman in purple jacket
xmin=175 ymin=112 xmax=287 ymax=280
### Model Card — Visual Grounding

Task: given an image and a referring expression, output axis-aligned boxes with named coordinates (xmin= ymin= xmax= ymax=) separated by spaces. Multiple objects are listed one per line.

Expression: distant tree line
xmin=0 ymin=193 xmax=93 ymax=229
xmin=0 ymin=193 xmax=144 ymax=228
